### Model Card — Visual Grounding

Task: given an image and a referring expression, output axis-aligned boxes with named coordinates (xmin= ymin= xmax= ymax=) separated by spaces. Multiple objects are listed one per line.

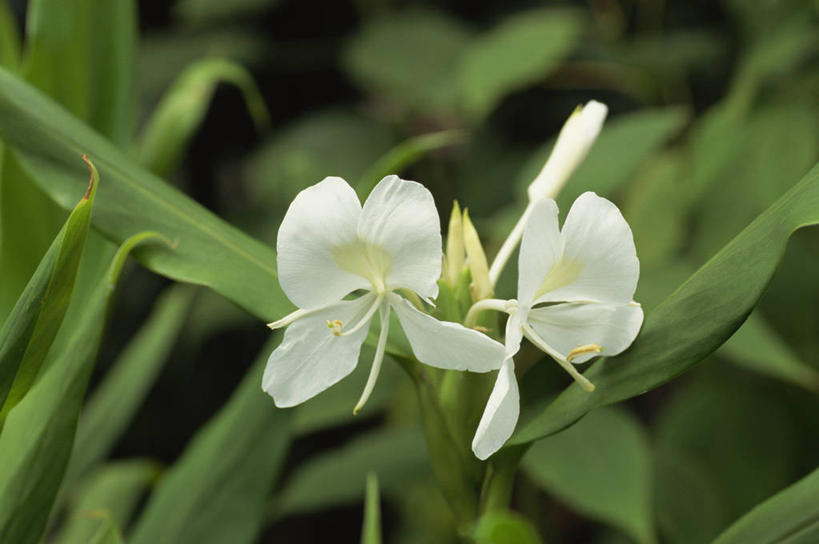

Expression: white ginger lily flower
xmin=468 ymin=192 xmax=644 ymax=459
xmin=263 ymin=175 xmax=506 ymax=413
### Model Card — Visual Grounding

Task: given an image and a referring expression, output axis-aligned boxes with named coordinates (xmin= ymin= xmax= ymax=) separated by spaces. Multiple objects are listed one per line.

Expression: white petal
xmin=527 ymin=100 xmax=608 ymax=202
xmin=277 ymin=176 xmax=369 ymax=309
xmin=262 ymin=295 xmax=376 ymax=407
xmin=517 ymin=199 xmax=563 ymax=306
xmin=538 ymin=192 xmax=639 ymax=305
xmin=471 ymin=358 xmax=520 ymax=460
xmin=358 ymin=176 xmax=442 ymax=299
xmin=389 ymin=294 xmax=505 ymax=372
xmin=527 ymin=301 xmax=644 ymax=363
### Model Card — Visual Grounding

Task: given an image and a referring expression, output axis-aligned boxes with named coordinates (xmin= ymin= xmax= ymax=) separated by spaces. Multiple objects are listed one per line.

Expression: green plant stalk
xmin=480 ymin=445 xmax=529 ymax=514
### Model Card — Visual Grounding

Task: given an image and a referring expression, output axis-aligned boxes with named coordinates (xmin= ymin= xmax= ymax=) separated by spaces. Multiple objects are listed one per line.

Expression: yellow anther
xmin=567 ymin=343 xmax=603 ymax=363
xmin=326 ymin=320 xmax=343 ymax=336
xmin=472 ymin=326 xmax=490 ymax=334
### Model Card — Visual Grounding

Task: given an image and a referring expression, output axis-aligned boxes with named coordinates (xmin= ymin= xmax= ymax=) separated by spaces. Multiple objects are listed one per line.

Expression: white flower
xmin=263 ymin=175 xmax=506 ymax=412
xmin=468 ymin=192 xmax=644 ymax=459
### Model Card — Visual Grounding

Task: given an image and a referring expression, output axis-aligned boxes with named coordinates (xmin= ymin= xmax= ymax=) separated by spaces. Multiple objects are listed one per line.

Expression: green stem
xmin=480 ymin=444 xmax=529 ymax=514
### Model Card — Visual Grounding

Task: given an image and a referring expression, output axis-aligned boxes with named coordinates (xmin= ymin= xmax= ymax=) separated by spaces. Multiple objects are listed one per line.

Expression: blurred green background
xmin=0 ymin=0 xmax=818 ymax=542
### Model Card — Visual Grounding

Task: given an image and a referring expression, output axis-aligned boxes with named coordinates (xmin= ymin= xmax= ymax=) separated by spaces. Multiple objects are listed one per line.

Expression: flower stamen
xmin=337 ymin=294 xmax=383 ymax=337
xmin=567 ymin=343 xmax=603 ymax=363
xmin=326 ymin=320 xmax=344 ymax=336
xmin=521 ymin=322 xmax=596 ymax=392
xmin=354 ymin=303 xmax=390 ymax=415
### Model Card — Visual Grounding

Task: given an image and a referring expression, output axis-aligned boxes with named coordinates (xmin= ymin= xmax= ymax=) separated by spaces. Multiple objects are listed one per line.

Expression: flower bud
xmin=527 ymin=100 xmax=608 ymax=202
xmin=444 ymin=201 xmax=465 ymax=287
xmin=462 ymin=209 xmax=493 ymax=301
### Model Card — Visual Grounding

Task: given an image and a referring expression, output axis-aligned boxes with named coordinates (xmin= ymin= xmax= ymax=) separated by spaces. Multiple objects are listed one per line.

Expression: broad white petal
xmin=277 ymin=176 xmax=369 ymax=309
xmin=517 ymin=199 xmax=563 ymax=306
xmin=262 ymin=295 xmax=376 ymax=407
xmin=389 ymin=295 xmax=505 ymax=372
xmin=538 ymin=192 xmax=638 ymax=305
xmin=471 ymin=358 xmax=520 ymax=460
xmin=359 ymin=176 xmax=442 ymax=299
xmin=527 ymin=301 xmax=643 ymax=363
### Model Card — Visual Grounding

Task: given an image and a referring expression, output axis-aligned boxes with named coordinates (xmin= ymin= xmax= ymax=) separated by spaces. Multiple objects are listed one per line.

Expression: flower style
xmin=263 ymin=175 xmax=506 ymax=412
xmin=468 ymin=192 xmax=644 ymax=459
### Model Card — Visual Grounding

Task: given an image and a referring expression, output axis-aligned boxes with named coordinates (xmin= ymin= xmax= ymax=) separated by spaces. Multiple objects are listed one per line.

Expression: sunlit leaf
xmin=0 ymin=232 xmax=166 ymax=544
xmin=128 ymin=337 xmax=289 ymax=544
xmin=521 ymin=407 xmax=654 ymax=544
xmin=138 ymin=58 xmax=270 ymax=177
xmin=0 ymin=159 xmax=97 ymax=424
xmin=0 ymin=66 xmax=288 ymax=320
xmin=509 ymin=161 xmax=819 ymax=445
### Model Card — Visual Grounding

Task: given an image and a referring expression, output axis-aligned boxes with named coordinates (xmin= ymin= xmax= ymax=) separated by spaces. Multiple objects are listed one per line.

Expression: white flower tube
xmin=488 ymin=100 xmax=608 ymax=286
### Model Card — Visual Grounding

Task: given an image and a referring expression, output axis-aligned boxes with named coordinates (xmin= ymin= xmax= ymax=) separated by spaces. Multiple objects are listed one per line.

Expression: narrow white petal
xmin=527 ymin=100 xmax=608 ymax=202
xmin=538 ymin=192 xmax=639 ymax=305
xmin=471 ymin=358 xmax=520 ymax=460
xmin=517 ymin=199 xmax=563 ymax=306
xmin=527 ymin=301 xmax=644 ymax=363
xmin=277 ymin=176 xmax=369 ymax=309
xmin=262 ymin=294 xmax=376 ymax=407
xmin=358 ymin=176 xmax=442 ymax=299
xmin=389 ymin=294 xmax=505 ymax=373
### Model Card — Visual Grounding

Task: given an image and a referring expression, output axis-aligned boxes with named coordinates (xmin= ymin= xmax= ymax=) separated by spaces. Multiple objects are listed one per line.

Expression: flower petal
xmin=277 ymin=176 xmax=369 ymax=309
xmin=389 ymin=295 xmax=505 ymax=372
xmin=539 ymin=192 xmax=639 ymax=305
xmin=262 ymin=294 xmax=376 ymax=407
xmin=517 ymin=199 xmax=563 ymax=305
xmin=359 ymin=175 xmax=442 ymax=298
xmin=527 ymin=301 xmax=644 ymax=363
xmin=471 ymin=358 xmax=520 ymax=460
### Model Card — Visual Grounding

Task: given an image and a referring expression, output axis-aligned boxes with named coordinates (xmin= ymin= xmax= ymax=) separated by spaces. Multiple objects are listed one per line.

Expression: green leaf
xmin=0 ymin=0 xmax=20 ymax=70
xmin=0 ymin=158 xmax=97 ymax=424
xmin=138 ymin=58 xmax=270 ymax=177
xmin=473 ymin=511 xmax=543 ymax=544
xmin=712 ymin=466 xmax=819 ymax=544
xmin=57 ymin=460 xmax=158 ymax=544
xmin=174 ymin=0 xmax=279 ymax=25
xmin=653 ymin=450 xmax=727 ymax=544
xmin=0 ymin=232 xmax=166 ymax=544
xmin=509 ymin=161 xmax=819 ymax=446
xmin=343 ymin=8 xmax=472 ymax=114
xmin=459 ymin=8 xmax=582 ymax=119
xmin=655 ymin=376 xmax=799 ymax=524
xmin=0 ymin=66 xmax=288 ymax=321
xmin=521 ymin=407 xmax=654 ymax=544
xmin=128 ymin=338 xmax=289 ymax=544
xmin=276 ymin=426 xmax=430 ymax=517
xmin=719 ymin=312 xmax=819 ymax=392
xmin=67 ymin=285 xmax=196 ymax=484
xmin=361 ymin=472 xmax=382 ymax=544
xmin=359 ymin=129 xmax=467 ymax=194
xmin=25 ymin=0 xmax=137 ymax=146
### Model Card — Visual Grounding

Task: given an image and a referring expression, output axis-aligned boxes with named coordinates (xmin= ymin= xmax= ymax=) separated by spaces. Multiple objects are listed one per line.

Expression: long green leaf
xmin=67 ymin=285 xmax=196 ymax=484
xmin=25 ymin=0 xmax=136 ymax=146
xmin=0 ymin=232 xmax=166 ymax=544
xmin=0 ymin=0 xmax=20 ymax=71
xmin=58 ymin=460 xmax=158 ymax=544
xmin=138 ymin=58 xmax=270 ymax=177
xmin=509 ymin=161 xmax=819 ymax=445
xmin=128 ymin=337 xmax=289 ymax=544
xmin=0 ymin=66 xmax=288 ymax=320
xmin=0 ymin=158 xmax=97 ymax=424
xmin=712 ymin=466 xmax=819 ymax=544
